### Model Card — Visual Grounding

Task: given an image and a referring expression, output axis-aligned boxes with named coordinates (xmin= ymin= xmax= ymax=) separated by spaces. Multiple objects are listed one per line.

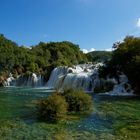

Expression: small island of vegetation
xmin=37 ymin=89 xmax=93 ymax=122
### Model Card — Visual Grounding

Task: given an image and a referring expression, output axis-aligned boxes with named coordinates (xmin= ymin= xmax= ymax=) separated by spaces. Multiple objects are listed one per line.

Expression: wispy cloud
xmin=82 ymin=48 xmax=95 ymax=53
xmin=137 ymin=18 xmax=140 ymax=27
xmin=104 ymin=48 xmax=113 ymax=52
xmin=90 ymin=48 xmax=96 ymax=52
xmin=82 ymin=49 xmax=88 ymax=54
xmin=125 ymin=18 xmax=140 ymax=36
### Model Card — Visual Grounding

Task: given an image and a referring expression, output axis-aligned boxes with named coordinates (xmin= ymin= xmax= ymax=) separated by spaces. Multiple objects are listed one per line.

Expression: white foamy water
xmin=4 ymin=73 xmax=45 ymax=87
xmin=4 ymin=63 xmax=133 ymax=95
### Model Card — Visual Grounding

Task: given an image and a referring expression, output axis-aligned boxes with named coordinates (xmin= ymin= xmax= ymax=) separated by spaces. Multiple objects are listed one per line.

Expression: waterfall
xmin=46 ymin=66 xmax=68 ymax=88
xmin=46 ymin=63 xmax=133 ymax=95
xmin=46 ymin=63 xmax=103 ymax=91
xmin=5 ymin=73 xmax=45 ymax=87
xmin=4 ymin=63 xmax=134 ymax=95
xmin=105 ymin=74 xmax=134 ymax=95
xmin=4 ymin=73 xmax=15 ymax=86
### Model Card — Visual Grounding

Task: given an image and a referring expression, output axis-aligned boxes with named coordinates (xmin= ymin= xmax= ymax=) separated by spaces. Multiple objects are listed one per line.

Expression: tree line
xmin=0 ymin=34 xmax=87 ymax=79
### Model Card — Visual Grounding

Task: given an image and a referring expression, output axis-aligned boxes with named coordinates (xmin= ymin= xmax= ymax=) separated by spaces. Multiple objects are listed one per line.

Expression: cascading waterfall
xmin=46 ymin=66 xmax=68 ymax=88
xmin=46 ymin=63 xmax=133 ymax=95
xmin=4 ymin=73 xmax=15 ymax=86
xmin=4 ymin=73 xmax=45 ymax=87
xmin=46 ymin=63 xmax=104 ymax=91
xmin=4 ymin=63 xmax=133 ymax=95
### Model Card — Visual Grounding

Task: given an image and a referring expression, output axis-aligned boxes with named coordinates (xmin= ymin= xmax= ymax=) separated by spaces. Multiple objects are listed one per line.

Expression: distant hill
xmin=86 ymin=51 xmax=112 ymax=63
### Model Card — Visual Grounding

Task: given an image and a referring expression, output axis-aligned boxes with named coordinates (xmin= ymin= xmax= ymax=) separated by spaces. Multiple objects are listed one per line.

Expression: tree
xmin=37 ymin=93 xmax=68 ymax=122
xmin=100 ymin=36 xmax=140 ymax=94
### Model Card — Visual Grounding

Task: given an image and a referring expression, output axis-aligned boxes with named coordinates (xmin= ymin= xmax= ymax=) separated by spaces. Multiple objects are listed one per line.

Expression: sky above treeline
xmin=0 ymin=0 xmax=140 ymax=53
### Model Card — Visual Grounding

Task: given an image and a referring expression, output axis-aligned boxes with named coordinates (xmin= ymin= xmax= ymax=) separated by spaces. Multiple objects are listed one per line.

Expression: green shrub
xmin=37 ymin=93 xmax=68 ymax=122
xmin=37 ymin=89 xmax=93 ymax=123
xmin=62 ymin=88 xmax=93 ymax=113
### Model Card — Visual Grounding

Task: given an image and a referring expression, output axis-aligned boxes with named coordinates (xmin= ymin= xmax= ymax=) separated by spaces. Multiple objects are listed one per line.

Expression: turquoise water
xmin=0 ymin=87 xmax=52 ymax=121
xmin=0 ymin=87 xmax=140 ymax=140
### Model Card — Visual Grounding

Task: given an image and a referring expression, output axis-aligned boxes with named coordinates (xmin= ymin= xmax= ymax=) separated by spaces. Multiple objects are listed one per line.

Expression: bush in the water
xmin=37 ymin=93 xmax=68 ymax=122
xmin=62 ymin=88 xmax=93 ymax=113
xmin=37 ymin=89 xmax=93 ymax=122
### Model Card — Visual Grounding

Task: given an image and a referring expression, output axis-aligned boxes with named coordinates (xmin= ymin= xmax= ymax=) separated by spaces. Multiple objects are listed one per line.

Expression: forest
xmin=0 ymin=34 xmax=87 ymax=81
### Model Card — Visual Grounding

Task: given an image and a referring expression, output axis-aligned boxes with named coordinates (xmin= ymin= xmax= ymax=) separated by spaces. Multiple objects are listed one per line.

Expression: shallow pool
xmin=0 ymin=87 xmax=139 ymax=140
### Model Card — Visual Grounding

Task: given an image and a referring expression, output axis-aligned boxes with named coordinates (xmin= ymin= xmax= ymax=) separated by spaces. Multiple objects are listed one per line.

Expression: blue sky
xmin=0 ymin=0 xmax=140 ymax=52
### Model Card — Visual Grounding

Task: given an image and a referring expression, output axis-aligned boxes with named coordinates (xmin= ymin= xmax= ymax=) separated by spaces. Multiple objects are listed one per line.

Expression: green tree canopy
xmin=0 ymin=34 xmax=87 ymax=78
xmin=100 ymin=36 xmax=140 ymax=94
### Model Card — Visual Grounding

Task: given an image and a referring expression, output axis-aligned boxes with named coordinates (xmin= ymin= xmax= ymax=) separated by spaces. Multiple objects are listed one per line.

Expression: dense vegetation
xmin=37 ymin=89 xmax=93 ymax=122
xmin=62 ymin=88 xmax=93 ymax=113
xmin=86 ymin=51 xmax=112 ymax=63
xmin=100 ymin=36 xmax=140 ymax=94
xmin=0 ymin=34 xmax=87 ymax=82
xmin=37 ymin=93 xmax=68 ymax=122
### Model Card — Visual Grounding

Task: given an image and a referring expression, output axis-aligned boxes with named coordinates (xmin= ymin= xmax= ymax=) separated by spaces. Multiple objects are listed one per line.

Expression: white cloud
xmin=90 ymin=48 xmax=95 ymax=52
xmin=82 ymin=49 xmax=88 ymax=54
xmin=104 ymin=48 xmax=113 ymax=52
xmin=82 ymin=48 xmax=96 ymax=53
xmin=137 ymin=18 xmax=140 ymax=27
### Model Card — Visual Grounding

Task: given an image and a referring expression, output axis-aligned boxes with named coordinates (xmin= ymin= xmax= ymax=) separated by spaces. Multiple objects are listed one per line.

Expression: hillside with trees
xmin=86 ymin=51 xmax=112 ymax=63
xmin=0 ymin=34 xmax=87 ymax=81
